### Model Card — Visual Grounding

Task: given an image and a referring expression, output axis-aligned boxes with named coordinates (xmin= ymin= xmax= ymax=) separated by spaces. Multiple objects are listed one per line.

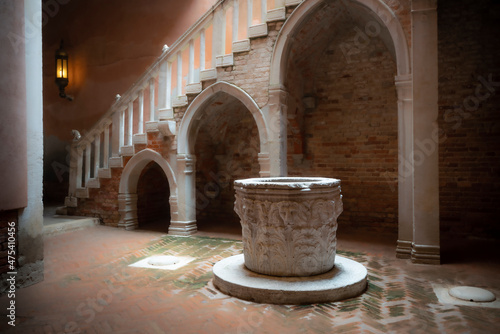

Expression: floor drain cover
xmin=147 ymin=255 xmax=180 ymax=267
xmin=448 ymin=286 xmax=496 ymax=302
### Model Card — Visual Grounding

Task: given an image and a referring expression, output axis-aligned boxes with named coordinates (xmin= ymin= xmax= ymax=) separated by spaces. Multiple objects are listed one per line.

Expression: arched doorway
xmin=194 ymin=93 xmax=260 ymax=234
xmin=118 ymin=149 xmax=177 ymax=231
xmin=283 ymin=0 xmax=399 ymax=236
xmin=175 ymin=82 xmax=269 ymax=235
xmin=136 ymin=161 xmax=171 ymax=232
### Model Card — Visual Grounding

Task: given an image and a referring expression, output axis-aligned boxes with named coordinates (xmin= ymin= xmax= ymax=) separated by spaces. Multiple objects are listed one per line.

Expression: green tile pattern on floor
xmin=2 ymin=233 xmax=499 ymax=333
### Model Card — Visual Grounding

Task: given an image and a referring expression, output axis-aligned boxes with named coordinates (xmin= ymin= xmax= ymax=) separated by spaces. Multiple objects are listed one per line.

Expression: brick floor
xmin=0 ymin=224 xmax=499 ymax=333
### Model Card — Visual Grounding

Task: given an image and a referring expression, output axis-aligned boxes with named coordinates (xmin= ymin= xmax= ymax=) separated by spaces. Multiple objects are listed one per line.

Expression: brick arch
xmin=269 ymin=0 xmax=410 ymax=88
xmin=117 ymin=149 xmax=177 ymax=230
xmin=177 ymin=81 xmax=269 ymax=157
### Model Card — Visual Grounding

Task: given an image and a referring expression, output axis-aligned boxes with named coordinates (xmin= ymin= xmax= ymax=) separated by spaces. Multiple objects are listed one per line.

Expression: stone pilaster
xmin=266 ymin=86 xmax=289 ymax=177
xmin=395 ymin=74 xmax=413 ymax=259
xmin=117 ymin=193 xmax=138 ymax=230
xmin=170 ymin=154 xmax=197 ymax=235
xmin=411 ymin=0 xmax=440 ymax=264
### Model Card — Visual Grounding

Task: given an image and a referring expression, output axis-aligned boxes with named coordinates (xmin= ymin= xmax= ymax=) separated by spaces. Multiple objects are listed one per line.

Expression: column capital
xmin=411 ymin=0 xmax=437 ymax=12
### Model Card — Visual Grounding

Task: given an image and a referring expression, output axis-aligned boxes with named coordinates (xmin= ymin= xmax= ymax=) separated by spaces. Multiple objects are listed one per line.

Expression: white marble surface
xmin=213 ymin=254 xmax=367 ymax=304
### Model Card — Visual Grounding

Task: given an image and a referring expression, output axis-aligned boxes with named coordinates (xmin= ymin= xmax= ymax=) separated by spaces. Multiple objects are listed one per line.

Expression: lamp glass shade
xmin=56 ymin=58 xmax=68 ymax=79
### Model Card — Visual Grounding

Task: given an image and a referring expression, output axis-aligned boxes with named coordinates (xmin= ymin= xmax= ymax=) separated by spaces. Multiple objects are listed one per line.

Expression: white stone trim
xmin=285 ymin=0 xmax=302 ymax=6
xmin=75 ymin=188 xmax=89 ymax=199
xmin=145 ymin=121 xmax=159 ymax=132
xmin=200 ymin=68 xmax=217 ymax=81
xmin=120 ymin=145 xmax=134 ymax=157
xmin=97 ymin=168 xmax=112 ymax=179
xmin=172 ymin=95 xmax=188 ymax=108
xmin=216 ymin=54 xmax=234 ymax=67
xmin=64 ymin=196 xmax=78 ymax=208
xmin=109 ymin=157 xmax=123 ymax=168
xmin=86 ymin=178 xmax=100 ymax=189
xmin=186 ymin=82 xmax=203 ymax=95
xmin=269 ymin=0 xmax=411 ymax=89
xmin=157 ymin=107 xmax=173 ymax=120
xmin=119 ymin=148 xmax=177 ymax=194
xmin=158 ymin=120 xmax=177 ymax=137
xmin=133 ymin=133 xmax=147 ymax=145
xmin=232 ymin=39 xmax=251 ymax=53
xmin=177 ymin=81 xmax=269 ymax=156
xmin=266 ymin=7 xmax=286 ymax=22
xmin=248 ymin=23 xmax=268 ymax=38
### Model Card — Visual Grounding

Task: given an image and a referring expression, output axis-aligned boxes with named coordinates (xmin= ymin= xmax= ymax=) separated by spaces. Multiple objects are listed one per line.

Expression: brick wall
xmin=287 ymin=17 xmax=399 ymax=234
xmin=217 ymin=21 xmax=283 ymax=108
xmin=438 ymin=0 xmax=500 ymax=239
xmin=72 ymin=168 xmax=122 ymax=226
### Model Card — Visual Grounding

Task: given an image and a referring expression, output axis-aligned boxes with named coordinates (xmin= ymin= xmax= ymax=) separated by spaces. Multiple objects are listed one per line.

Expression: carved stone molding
xmin=234 ymin=177 xmax=342 ymax=277
xmin=118 ymin=193 xmax=138 ymax=230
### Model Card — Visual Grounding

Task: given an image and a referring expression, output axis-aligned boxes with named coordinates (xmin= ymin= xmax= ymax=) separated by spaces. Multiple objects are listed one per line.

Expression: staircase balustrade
xmin=66 ymin=0 xmax=300 ymax=202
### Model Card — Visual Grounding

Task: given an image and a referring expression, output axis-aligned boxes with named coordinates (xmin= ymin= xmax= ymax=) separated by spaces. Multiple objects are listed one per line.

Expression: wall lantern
xmin=55 ymin=40 xmax=73 ymax=101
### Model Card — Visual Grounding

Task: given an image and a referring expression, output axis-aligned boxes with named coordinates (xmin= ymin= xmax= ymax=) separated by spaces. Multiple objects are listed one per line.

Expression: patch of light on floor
xmin=129 ymin=255 xmax=195 ymax=270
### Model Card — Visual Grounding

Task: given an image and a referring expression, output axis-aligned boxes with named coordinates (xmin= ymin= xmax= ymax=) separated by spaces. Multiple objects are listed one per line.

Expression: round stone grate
xmin=448 ymin=286 xmax=496 ymax=303
xmin=147 ymin=255 xmax=180 ymax=267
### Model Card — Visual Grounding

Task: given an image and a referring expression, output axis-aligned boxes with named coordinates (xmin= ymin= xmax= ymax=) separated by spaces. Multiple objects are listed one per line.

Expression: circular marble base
xmin=449 ymin=286 xmax=496 ymax=303
xmin=213 ymin=254 xmax=367 ymax=305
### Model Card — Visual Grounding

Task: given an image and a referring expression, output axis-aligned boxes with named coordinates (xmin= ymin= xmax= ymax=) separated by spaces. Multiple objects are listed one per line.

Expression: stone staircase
xmin=62 ymin=0 xmax=303 ymax=230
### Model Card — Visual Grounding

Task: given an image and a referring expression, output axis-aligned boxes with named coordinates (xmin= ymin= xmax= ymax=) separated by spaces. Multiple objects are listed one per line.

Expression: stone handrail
xmin=68 ymin=0 xmax=301 ymax=199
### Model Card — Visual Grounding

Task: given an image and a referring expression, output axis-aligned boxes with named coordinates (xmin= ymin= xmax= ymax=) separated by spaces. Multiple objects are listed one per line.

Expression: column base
xmin=168 ymin=220 xmax=197 ymax=236
xmin=411 ymin=243 xmax=440 ymax=264
xmin=118 ymin=193 xmax=138 ymax=231
xmin=396 ymin=240 xmax=412 ymax=259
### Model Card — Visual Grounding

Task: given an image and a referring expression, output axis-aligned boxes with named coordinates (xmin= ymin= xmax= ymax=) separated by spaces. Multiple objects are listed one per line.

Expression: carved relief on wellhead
xmin=234 ymin=177 xmax=343 ymax=277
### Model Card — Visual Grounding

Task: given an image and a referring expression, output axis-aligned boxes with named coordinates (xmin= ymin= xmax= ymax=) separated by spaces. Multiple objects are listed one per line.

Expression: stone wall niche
xmin=213 ymin=177 xmax=368 ymax=305
xmin=234 ymin=177 xmax=343 ymax=277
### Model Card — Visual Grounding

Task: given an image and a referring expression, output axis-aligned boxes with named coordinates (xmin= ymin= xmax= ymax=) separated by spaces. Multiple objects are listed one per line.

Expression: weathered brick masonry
xmin=438 ymin=0 xmax=500 ymax=239
xmin=68 ymin=0 xmax=498 ymax=241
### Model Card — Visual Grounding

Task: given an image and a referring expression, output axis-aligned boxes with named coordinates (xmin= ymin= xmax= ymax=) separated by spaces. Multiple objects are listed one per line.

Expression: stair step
xmin=248 ymin=23 xmax=268 ymax=38
xmin=55 ymin=206 xmax=68 ymax=215
xmin=109 ymin=156 xmax=123 ymax=168
xmin=65 ymin=196 xmax=78 ymax=207
xmin=267 ymin=7 xmax=286 ymax=22
xmin=86 ymin=178 xmax=100 ymax=188
xmin=75 ymin=188 xmax=89 ymax=199
xmin=133 ymin=133 xmax=147 ymax=145
xmin=120 ymin=145 xmax=134 ymax=157
xmin=97 ymin=168 xmax=111 ymax=178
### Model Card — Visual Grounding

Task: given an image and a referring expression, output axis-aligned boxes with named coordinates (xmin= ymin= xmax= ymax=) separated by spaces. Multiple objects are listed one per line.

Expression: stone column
xmin=138 ymin=90 xmax=144 ymax=134
xmin=85 ymin=141 xmax=91 ymax=183
xmin=103 ymin=121 xmax=110 ymax=168
xmin=76 ymin=147 xmax=83 ymax=188
xmin=117 ymin=193 xmax=138 ymax=230
xmin=170 ymin=154 xmax=197 ymax=235
xmin=266 ymin=87 xmax=288 ymax=176
xmin=94 ymin=133 xmax=101 ymax=172
xmin=127 ymin=101 xmax=133 ymax=145
xmin=119 ymin=108 xmax=125 ymax=149
xmin=149 ymin=78 xmax=156 ymax=121
xmin=411 ymin=0 xmax=440 ymax=264
xmin=68 ymin=143 xmax=78 ymax=195
xmin=111 ymin=110 xmax=121 ymax=157
xmin=395 ymin=74 xmax=414 ymax=259
xmin=200 ymin=29 xmax=206 ymax=71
